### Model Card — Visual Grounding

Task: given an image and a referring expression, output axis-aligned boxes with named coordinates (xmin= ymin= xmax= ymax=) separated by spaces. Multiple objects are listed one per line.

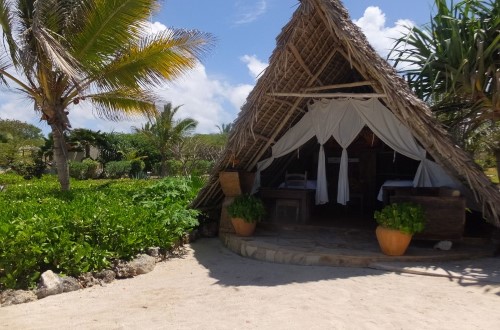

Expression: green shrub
xmin=82 ymin=159 xmax=99 ymax=178
xmin=129 ymin=159 xmax=145 ymax=177
xmin=227 ymin=194 xmax=266 ymax=223
xmin=11 ymin=158 xmax=45 ymax=179
xmin=69 ymin=161 xmax=86 ymax=179
xmin=374 ymin=203 xmax=426 ymax=235
xmin=69 ymin=159 xmax=100 ymax=180
xmin=0 ymin=174 xmax=202 ymax=290
xmin=105 ymin=160 xmax=131 ymax=178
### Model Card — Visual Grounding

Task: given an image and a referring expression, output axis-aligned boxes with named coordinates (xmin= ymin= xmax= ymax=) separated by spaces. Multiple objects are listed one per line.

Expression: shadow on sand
xmin=190 ymin=237 xmax=500 ymax=296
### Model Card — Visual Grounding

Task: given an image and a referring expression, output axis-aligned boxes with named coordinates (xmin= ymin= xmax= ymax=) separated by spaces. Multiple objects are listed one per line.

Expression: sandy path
xmin=1 ymin=238 xmax=499 ymax=329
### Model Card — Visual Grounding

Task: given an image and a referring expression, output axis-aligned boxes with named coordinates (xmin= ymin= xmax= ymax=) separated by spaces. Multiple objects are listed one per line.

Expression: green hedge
xmin=0 ymin=174 xmax=201 ymax=290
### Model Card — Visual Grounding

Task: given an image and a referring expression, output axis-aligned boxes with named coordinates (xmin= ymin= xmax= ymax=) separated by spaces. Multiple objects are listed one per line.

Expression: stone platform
xmin=221 ymin=223 xmax=496 ymax=268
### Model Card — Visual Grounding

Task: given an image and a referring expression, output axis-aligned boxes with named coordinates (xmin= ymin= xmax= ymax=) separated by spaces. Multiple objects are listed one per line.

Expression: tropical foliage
xmin=0 ymin=0 xmax=213 ymax=190
xmin=0 ymin=173 xmax=201 ymax=290
xmin=0 ymin=119 xmax=45 ymax=169
xmin=389 ymin=0 xmax=499 ymax=174
xmin=135 ymin=103 xmax=198 ymax=176
xmin=374 ymin=203 xmax=426 ymax=235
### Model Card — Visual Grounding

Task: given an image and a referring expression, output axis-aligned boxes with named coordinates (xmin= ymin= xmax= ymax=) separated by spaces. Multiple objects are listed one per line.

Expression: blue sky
xmin=0 ymin=0 xmax=435 ymax=136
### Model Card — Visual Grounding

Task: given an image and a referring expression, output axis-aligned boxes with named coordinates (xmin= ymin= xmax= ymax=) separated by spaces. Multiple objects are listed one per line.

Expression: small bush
xmin=11 ymin=158 xmax=45 ymax=180
xmin=105 ymin=160 xmax=131 ymax=178
xmin=129 ymin=159 xmax=145 ymax=177
xmin=69 ymin=161 xmax=86 ymax=179
xmin=69 ymin=159 xmax=100 ymax=180
xmin=83 ymin=159 xmax=99 ymax=178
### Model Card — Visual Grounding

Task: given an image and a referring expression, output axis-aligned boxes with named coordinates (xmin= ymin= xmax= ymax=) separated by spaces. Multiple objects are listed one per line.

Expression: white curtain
xmin=251 ymin=112 xmax=315 ymax=193
xmin=251 ymin=98 xmax=458 ymax=203
xmin=331 ymin=101 xmax=365 ymax=204
xmin=308 ymin=100 xmax=336 ymax=204
xmin=352 ymin=98 xmax=457 ymax=188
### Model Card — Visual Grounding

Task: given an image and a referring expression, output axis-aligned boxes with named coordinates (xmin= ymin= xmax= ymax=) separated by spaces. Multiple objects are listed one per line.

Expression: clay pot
xmin=375 ymin=226 xmax=412 ymax=256
xmin=230 ymin=217 xmax=257 ymax=237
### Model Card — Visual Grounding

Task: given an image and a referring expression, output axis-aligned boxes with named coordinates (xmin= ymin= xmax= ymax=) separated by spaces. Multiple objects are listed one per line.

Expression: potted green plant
xmin=374 ymin=202 xmax=426 ymax=256
xmin=226 ymin=194 xmax=266 ymax=236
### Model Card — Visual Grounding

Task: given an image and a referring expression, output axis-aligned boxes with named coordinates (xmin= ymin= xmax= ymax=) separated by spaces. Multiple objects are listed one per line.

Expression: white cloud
xmin=156 ymin=63 xmax=243 ymax=133
xmin=146 ymin=21 xmax=168 ymax=34
xmin=234 ymin=0 xmax=267 ymax=25
xmin=240 ymin=54 xmax=268 ymax=80
xmin=0 ymin=90 xmax=51 ymax=134
xmin=353 ymin=6 xmax=414 ymax=59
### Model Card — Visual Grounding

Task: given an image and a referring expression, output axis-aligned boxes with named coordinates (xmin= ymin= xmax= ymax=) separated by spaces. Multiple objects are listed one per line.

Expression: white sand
xmin=1 ymin=238 xmax=499 ymax=329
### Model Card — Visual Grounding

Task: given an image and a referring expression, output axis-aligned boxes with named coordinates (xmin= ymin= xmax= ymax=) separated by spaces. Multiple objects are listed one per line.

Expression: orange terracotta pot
xmin=230 ymin=217 xmax=257 ymax=237
xmin=375 ymin=226 xmax=412 ymax=256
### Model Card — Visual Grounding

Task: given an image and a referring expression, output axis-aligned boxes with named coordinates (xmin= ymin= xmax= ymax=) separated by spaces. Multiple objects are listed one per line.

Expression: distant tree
xmin=216 ymin=123 xmax=233 ymax=134
xmin=0 ymin=119 xmax=45 ymax=167
xmin=0 ymin=0 xmax=213 ymax=190
xmin=0 ymin=119 xmax=44 ymax=141
xmin=135 ymin=103 xmax=198 ymax=176
xmin=170 ymin=133 xmax=226 ymax=175
xmin=67 ymin=128 xmax=104 ymax=159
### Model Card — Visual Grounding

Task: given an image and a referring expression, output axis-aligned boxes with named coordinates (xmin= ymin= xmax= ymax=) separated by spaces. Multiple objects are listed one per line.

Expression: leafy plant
xmin=374 ymin=203 xmax=426 ymax=235
xmin=227 ymin=194 xmax=266 ymax=223
xmin=0 ymin=174 xmax=202 ymax=290
xmin=69 ymin=159 xmax=99 ymax=180
xmin=105 ymin=161 xmax=132 ymax=179
xmin=11 ymin=157 xmax=46 ymax=180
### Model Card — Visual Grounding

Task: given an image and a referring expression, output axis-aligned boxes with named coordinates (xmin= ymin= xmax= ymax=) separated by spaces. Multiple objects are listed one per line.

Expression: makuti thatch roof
xmin=193 ymin=0 xmax=500 ymax=226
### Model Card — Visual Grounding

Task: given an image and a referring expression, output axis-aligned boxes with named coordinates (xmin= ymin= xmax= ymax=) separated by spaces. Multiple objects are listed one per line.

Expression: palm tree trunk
xmin=51 ymin=123 xmax=70 ymax=191
xmin=160 ymin=154 xmax=167 ymax=177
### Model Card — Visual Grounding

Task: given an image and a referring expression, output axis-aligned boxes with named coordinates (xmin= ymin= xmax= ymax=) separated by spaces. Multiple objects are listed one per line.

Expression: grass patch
xmin=0 ymin=174 xmax=202 ymax=290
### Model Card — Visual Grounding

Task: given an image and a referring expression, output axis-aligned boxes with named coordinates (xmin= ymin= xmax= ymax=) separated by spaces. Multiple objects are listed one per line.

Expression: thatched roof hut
xmin=193 ymin=0 xmax=500 ymax=227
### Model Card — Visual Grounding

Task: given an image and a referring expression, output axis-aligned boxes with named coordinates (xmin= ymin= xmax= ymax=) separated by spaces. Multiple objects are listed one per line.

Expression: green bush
xmin=68 ymin=161 xmax=85 ymax=180
xmin=227 ymin=194 xmax=266 ymax=223
xmin=11 ymin=157 xmax=46 ymax=179
xmin=374 ymin=202 xmax=426 ymax=235
xmin=105 ymin=160 xmax=131 ymax=178
xmin=82 ymin=159 xmax=99 ymax=178
xmin=69 ymin=159 xmax=100 ymax=180
xmin=0 ymin=174 xmax=201 ymax=290
xmin=129 ymin=159 xmax=145 ymax=177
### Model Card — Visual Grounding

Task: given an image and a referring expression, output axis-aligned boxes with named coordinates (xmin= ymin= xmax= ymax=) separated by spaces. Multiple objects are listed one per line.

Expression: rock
xmin=147 ymin=247 xmax=161 ymax=258
xmin=129 ymin=254 xmax=156 ymax=275
xmin=434 ymin=240 xmax=453 ymax=251
xmin=114 ymin=254 xmax=156 ymax=278
xmin=0 ymin=289 xmax=37 ymax=307
xmin=78 ymin=272 xmax=100 ymax=288
xmin=94 ymin=270 xmax=116 ymax=283
xmin=113 ymin=261 xmax=136 ymax=279
xmin=36 ymin=270 xmax=64 ymax=299
xmin=61 ymin=276 xmax=82 ymax=292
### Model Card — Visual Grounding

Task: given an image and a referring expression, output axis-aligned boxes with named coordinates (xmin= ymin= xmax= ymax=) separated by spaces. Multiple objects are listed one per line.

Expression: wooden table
xmin=258 ymin=188 xmax=315 ymax=223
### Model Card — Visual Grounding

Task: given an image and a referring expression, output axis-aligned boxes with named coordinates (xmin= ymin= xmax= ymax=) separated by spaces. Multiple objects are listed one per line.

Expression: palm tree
xmin=0 ymin=0 xmax=213 ymax=190
xmin=389 ymin=0 xmax=499 ymax=175
xmin=135 ymin=103 xmax=197 ymax=176
xmin=216 ymin=123 xmax=233 ymax=134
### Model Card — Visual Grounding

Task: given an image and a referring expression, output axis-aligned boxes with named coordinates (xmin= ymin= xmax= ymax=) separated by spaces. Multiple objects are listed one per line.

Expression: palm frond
xmin=85 ymin=88 xmax=159 ymax=121
xmin=71 ymin=0 xmax=158 ymax=63
xmin=87 ymin=28 xmax=214 ymax=91
xmin=30 ymin=0 xmax=82 ymax=80
xmin=0 ymin=0 xmax=18 ymax=65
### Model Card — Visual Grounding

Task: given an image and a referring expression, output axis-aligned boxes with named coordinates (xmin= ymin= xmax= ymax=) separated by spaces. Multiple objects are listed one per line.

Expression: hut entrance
xmin=258 ymin=127 xmax=421 ymax=229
